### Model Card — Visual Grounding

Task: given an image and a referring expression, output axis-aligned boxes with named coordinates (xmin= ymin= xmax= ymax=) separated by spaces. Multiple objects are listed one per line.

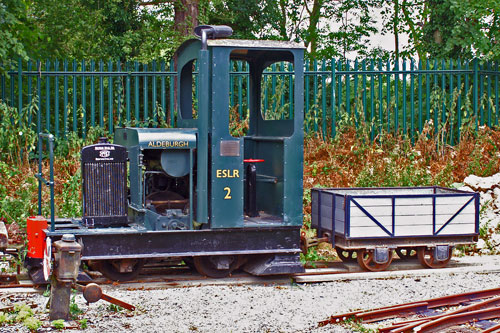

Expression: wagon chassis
xmin=332 ymin=234 xmax=478 ymax=250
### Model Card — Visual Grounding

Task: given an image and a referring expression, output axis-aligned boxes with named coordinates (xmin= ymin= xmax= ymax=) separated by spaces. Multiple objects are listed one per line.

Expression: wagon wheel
xmin=395 ymin=247 xmax=418 ymax=260
xmin=335 ymin=247 xmax=357 ymax=262
xmin=417 ymin=247 xmax=453 ymax=269
xmin=356 ymin=249 xmax=393 ymax=272
xmin=96 ymin=259 xmax=145 ymax=282
xmin=193 ymin=255 xmax=239 ymax=278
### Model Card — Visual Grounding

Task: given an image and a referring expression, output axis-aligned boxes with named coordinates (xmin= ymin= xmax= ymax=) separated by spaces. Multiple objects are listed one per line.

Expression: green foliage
xmin=51 ymin=319 xmax=65 ymax=330
xmin=319 ymin=0 xmax=381 ymax=59
xmin=0 ymin=0 xmax=39 ymax=74
xmin=354 ymin=149 xmax=436 ymax=188
xmin=79 ymin=318 xmax=88 ymax=329
xmin=0 ymin=303 xmax=40 ymax=330
xmin=23 ymin=317 xmax=41 ymax=331
xmin=14 ymin=303 xmax=33 ymax=322
xmin=78 ymin=318 xmax=88 ymax=330
xmin=0 ymin=160 xmax=38 ymax=226
xmin=107 ymin=304 xmax=124 ymax=312
xmin=206 ymin=0 xmax=282 ymax=40
xmin=2 ymin=0 xmax=185 ymax=62
xmin=0 ymin=99 xmax=37 ymax=165
xmin=43 ymin=285 xmax=51 ymax=297
xmin=0 ymin=312 xmax=8 ymax=325
xmin=300 ymin=247 xmax=326 ymax=266
xmin=342 ymin=317 xmax=377 ymax=333
xmin=1 ymin=0 xmax=500 ymax=62
xmin=70 ymin=294 xmax=83 ymax=319
xmin=421 ymin=0 xmax=500 ymax=60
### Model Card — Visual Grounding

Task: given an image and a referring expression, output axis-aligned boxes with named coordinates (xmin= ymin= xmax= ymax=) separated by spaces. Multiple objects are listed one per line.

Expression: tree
xmin=423 ymin=0 xmax=500 ymax=60
xmin=320 ymin=0 xmax=381 ymax=59
xmin=386 ymin=0 xmax=500 ymax=61
xmin=174 ymin=0 xmax=199 ymax=36
xmin=204 ymin=0 xmax=282 ymax=40
xmin=206 ymin=0 xmax=383 ymax=59
xmin=0 ymin=0 xmax=38 ymax=73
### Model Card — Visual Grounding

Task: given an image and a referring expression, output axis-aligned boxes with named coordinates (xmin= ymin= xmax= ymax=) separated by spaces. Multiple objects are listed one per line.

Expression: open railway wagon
xmin=26 ymin=25 xmax=306 ymax=282
xmin=311 ymin=187 xmax=480 ymax=271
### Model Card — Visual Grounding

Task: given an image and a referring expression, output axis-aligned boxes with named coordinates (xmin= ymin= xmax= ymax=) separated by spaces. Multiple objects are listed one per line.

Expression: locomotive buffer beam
xmin=46 ymin=227 xmax=302 ymax=261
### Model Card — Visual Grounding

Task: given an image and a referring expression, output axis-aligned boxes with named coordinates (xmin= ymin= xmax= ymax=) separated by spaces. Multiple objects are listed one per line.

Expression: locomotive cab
xmin=176 ymin=33 xmax=305 ymax=230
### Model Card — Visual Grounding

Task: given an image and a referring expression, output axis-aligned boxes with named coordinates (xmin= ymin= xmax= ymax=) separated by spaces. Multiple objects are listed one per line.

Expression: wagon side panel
xmin=434 ymin=195 xmax=477 ymax=235
xmin=311 ymin=189 xmax=320 ymax=230
xmin=311 ymin=190 xmax=346 ymax=236
xmin=348 ymin=197 xmax=393 ymax=238
xmin=394 ymin=197 xmax=433 ymax=236
xmin=346 ymin=192 xmax=479 ymax=239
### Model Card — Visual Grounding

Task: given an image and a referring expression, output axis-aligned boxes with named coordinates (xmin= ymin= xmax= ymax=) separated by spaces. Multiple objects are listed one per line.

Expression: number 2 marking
xmin=224 ymin=187 xmax=232 ymax=199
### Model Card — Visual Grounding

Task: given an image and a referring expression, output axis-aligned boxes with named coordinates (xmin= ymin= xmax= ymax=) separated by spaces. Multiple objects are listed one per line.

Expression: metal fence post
xmin=18 ymin=58 xmax=22 ymax=116
xmin=473 ymin=58 xmax=479 ymax=130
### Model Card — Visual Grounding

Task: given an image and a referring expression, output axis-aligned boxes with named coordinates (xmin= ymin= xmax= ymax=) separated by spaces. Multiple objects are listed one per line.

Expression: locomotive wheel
xmin=96 ymin=259 xmax=145 ymax=282
xmin=395 ymin=247 xmax=417 ymax=260
xmin=335 ymin=247 xmax=357 ymax=262
xmin=193 ymin=255 xmax=239 ymax=278
xmin=417 ymin=247 xmax=453 ymax=269
xmin=356 ymin=249 xmax=393 ymax=272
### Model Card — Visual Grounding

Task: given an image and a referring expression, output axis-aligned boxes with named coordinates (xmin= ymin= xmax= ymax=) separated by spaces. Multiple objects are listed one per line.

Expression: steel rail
xmin=378 ymin=319 xmax=428 ymax=333
xmin=319 ymin=287 xmax=500 ymax=327
xmin=483 ymin=323 xmax=500 ymax=333
xmin=414 ymin=307 xmax=500 ymax=332
xmin=357 ymin=302 xmax=428 ymax=323
xmin=387 ymin=296 xmax=500 ymax=333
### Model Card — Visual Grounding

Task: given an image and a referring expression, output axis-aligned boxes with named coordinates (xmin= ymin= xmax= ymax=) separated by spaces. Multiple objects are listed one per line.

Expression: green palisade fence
xmin=1 ymin=58 xmax=499 ymax=144
xmin=1 ymin=59 xmax=177 ymax=140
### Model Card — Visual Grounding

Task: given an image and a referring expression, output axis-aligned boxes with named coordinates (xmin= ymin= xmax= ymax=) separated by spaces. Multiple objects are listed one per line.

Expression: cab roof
xmin=176 ymin=38 xmax=304 ymax=57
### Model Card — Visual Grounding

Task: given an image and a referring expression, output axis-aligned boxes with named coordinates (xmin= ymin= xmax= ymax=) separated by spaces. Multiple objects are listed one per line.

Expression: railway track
xmin=2 ymin=254 xmax=500 ymax=332
xmin=320 ymin=287 xmax=500 ymax=332
xmin=2 ymin=254 xmax=500 ymax=291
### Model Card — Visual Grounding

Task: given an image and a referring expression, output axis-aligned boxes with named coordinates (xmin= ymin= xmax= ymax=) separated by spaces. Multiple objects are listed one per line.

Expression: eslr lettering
xmin=216 ymin=169 xmax=240 ymax=178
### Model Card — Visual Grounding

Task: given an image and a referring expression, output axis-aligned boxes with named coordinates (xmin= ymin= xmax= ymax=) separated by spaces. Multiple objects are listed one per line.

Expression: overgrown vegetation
xmin=0 ymin=101 xmax=110 ymax=230
xmin=0 ymin=303 xmax=41 ymax=331
xmin=0 ymin=292 xmax=91 ymax=330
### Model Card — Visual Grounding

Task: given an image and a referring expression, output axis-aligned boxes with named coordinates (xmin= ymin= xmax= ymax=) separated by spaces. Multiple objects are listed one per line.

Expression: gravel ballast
xmin=3 ymin=258 xmax=500 ymax=333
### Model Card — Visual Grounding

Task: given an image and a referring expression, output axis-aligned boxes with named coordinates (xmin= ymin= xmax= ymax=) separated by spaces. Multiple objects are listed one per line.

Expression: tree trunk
xmin=305 ymin=0 xmax=323 ymax=58
xmin=279 ymin=0 xmax=288 ymax=39
xmin=394 ymin=0 xmax=399 ymax=60
xmin=402 ymin=0 xmax=426 ymax=63
xmin=174 ymin=0 xmax=200 ymax=37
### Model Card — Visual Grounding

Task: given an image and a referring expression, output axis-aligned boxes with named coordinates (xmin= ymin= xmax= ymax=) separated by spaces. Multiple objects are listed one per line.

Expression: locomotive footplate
xmin=45 ymin=226 xmax=302 ymax=261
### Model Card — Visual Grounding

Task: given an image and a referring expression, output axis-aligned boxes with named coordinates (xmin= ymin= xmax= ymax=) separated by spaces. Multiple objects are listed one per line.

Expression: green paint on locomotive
xmin=115 ymin=37 xmax=305 ymax=231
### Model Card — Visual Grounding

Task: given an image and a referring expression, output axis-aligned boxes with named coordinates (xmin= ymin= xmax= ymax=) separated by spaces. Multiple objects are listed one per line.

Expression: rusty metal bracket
xmin=300 ymin=231 xmax=330 ymax=254
xmin=74 ymin=283 xmax=135 ymax=311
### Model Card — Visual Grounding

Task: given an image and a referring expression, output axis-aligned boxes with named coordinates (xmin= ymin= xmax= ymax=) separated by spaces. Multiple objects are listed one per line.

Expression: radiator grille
xmin=83 ymin=162 xmax=127 ymax=217
xmin=81 ymin=142 xmax=128 ymax=227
